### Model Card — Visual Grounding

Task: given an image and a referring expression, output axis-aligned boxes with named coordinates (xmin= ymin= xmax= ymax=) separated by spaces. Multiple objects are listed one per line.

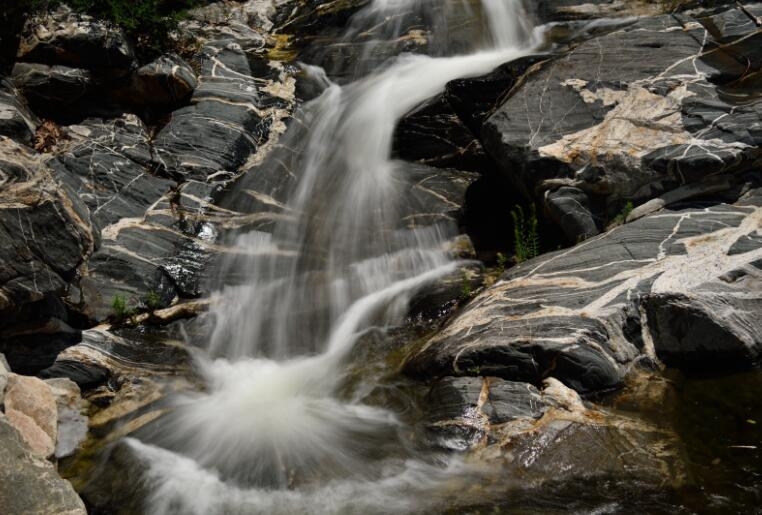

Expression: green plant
xmin=144 ymin=289 xmax=162 ymax=310
xmin=459 ymin=272 xmax=474 ymax=300
xmin=609 ymin=201 xmax=634 ymax=228
xmin=511 ymin=204 xmax=540 ymax=263
xmin=111 ymin=294 xmax=128 ymax=319
xmin=65 ymin=0 xmax=205 ymax=60
xmin=496 ymin=252 xmax=508 ymax=274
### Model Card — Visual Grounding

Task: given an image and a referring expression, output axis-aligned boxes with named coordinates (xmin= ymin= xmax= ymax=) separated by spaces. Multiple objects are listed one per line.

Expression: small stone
xmin=5 ymin=374 xmax=58 ymax=441
xmin=5 ymin=408 xmax=55 ymax=458
xmin=0 ymin=353 xmax=9 ymax=405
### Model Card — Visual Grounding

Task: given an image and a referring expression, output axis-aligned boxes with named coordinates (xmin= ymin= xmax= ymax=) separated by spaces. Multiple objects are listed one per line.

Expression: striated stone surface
xmin=42 ymin=328 xmax=193 ymax=388
xmin=533 ymin=0 xmax=706 ymax=21
xmin=52 ymin=114 xmax=173 ymax=230
xmin=405 ymin=192 xmax=762 ymax=392
xmin=0 ymin=137 xmax=94 ymax=314
xmin=481 ymin=11 xmax=762 ymax=241
xmin=0 ymin=353 xmax=8 ymax=405
xmin=0 ymin=79 xmax=38 ymax=144
xmin=152 ymin=41 xmax=270 ymax=180
xmin=422 ymin=376 xmax=552 ymax=451
xmin=393 ymin=93 xmax=495 ymax=172
xmin=0 ymin=414 xmax=86 ymax=514
xmin=12 ymin=63 xmax=92 ymax=109
xmin=18 ymin=7 xmax=135 ymax=70
xmin=127 ymin=54 xmax=197 ymax=107
xmin=424 ymin=376 xmax=685 ymax=486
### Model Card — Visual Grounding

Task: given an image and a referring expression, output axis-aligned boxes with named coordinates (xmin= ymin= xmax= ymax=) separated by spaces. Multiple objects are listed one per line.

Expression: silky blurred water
xmin=127 ymin=1 xmax=539 ymax=513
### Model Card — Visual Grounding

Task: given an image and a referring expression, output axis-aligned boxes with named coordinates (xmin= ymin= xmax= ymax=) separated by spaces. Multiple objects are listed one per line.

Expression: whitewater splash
xmin=128 ymin=1 xmax=539 ymax=513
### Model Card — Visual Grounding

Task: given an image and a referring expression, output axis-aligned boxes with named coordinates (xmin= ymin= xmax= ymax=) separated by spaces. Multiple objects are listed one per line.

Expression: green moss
xmin=511 ymin=204 xmax=540 ymax=263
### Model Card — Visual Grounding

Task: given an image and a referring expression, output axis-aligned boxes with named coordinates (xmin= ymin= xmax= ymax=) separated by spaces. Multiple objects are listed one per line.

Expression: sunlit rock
xmin=405 ymin=191 xmax=762 ymax=391
xmin=0 ymin=414 xmax=86 ymax=514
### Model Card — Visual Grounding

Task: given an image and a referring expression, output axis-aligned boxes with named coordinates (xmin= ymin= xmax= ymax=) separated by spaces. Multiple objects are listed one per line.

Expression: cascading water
xmin=127 ymin=1 xmax=540 ymax=513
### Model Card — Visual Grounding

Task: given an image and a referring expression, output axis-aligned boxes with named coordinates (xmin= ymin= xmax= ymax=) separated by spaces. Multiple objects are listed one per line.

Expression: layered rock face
xmin=406 ymin=190 xmax=762 ymax=391
xmin=0 ymin=0 xmax=760 ymax=513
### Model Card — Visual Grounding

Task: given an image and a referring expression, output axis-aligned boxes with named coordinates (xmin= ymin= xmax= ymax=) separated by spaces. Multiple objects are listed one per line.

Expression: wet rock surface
xmin=406 ymin=190 xmax=762 ymax=392
xmin=0 ymin=0 xmax=760 ymax=513
xmin=480 ymin=9 xmax=762 ymax=241
xmin=0 ymin=137 xmax=94 ymax=314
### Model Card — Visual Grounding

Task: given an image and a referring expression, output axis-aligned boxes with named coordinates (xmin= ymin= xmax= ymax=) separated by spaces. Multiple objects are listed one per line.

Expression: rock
xmin=399 ymin=162 xmax=480 ymax=229
xmin=545 ymin=186 xmax=599 ymax=242
xmin=0 ymin=353 xmax=8 ymax=405
xmin=5 ymin=408 xmax=55 ymax=458
xmin=0 ymin=137 xmax=95 ymax=314
xmin=288 ymin=2 xmax=490 ymax=82
xmin=79 ymin=438 xmax=154 ymax=515
xmin=445 ymin=55 xmax=547 ymax=137
xmin=45 ymin=378 xmax=89 ymax=459
xmin=405 ymin=194 xmax=762 ymax=392
xmin=0 ymin=79 xmax=38 ymax=144
xmin=41 ymin=328 xmax=193 ymax=388
xmin=532 ymin=0 xmax=707 ymax=21
xmin=52 ymin=114 xmax=173 ymax=230
xmin=422 ymin=376 xmax=552 ymax=451
xmin=112 ymin=54 xmax=197 ymax=110
xmin=0 ymin=414 xmax=86 ymax=514
xmin=12 ymin=62 xmax=92 ymax=110
xmin=481 ymin=12 xmax=762 ymax=241
xmin=18 ymin=6 xmax=135 ymax=71
xmin=393 ymin=93 xmax=495 ymax=172
xmin=132 ymin=54 xmax=197 ymax=105
xmin=5 ymin=374 xmax=58 ymax=442
xmin=646 ymin=288 xmax=762 ymax=369
xmin=0 ymin=314 xmax=82 ymax=376
xmin=423 ymin=375 xmax=684 ymax=487
xmin=152 ymin=41 xmax=268 ymax=180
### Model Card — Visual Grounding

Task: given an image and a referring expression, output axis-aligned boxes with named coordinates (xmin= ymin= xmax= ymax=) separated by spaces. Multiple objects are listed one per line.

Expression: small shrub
xmin=111 ymin=294 xmax=128 ymax=320
xmin=511 ymin=204 xmax=540 ymax=263
xmin=459 ymin=272 xmax=474 ymax=301
xmin=65 ymin=0 xmax=205 ymax=60
xmin=609 ymin=201 xmax=634 ymax=228
xmin=144 ymin=289 xmax=162 ymax=310
xmin=496 ymin=252 xmax=508 ymax=275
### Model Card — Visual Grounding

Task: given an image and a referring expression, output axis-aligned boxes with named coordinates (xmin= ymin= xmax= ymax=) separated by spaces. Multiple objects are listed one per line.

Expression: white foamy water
xmin=128 ymin=1 xmax=540 ymax=513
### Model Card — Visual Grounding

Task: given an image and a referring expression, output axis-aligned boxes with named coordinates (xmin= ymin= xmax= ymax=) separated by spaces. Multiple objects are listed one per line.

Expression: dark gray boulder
xmin=18 ymin=7 xmax=135 ymax=71
xmin=423 ymin=376 xmax=551 ymax=450
xmin=481 ymin=11 xmax=762 ymax=241
xmin=111 ymin=54 xmax=198 ymax=111
xmin=12 ymin=63 xmax=92 ymax=108
xmin=0 ymin=79 xmax=38 ymax=145
xmin=399 ymin=163 xmax=479 ymax=229
xmin=152 ymin=41 xmax=269 ymax=180
xmin=50 ymin=114 xmax=174 ymax=230
xmin=393 ymin=93 xmax=495 ymax=172
xmin=0 ymin=137 xmax=94 ymax=315
xmin=41 ymin=328 xmax=193 ymax=388
xmin=405 ymin=191 xmax=762 ymax=392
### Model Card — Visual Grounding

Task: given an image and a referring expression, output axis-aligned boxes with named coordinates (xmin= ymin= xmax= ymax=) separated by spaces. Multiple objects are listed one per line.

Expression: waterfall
xmin=129 ymin=1 xmax=539 ymax=513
